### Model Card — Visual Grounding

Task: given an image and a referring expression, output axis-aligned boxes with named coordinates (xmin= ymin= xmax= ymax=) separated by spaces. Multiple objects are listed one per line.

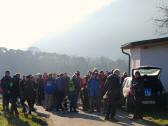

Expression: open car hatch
xmin=132 ymin=66 xmax=161 ymax=78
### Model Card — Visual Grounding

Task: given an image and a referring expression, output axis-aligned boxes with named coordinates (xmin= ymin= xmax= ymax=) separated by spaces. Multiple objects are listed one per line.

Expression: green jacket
xmin=68 ymin=77 xmax=80 ymax=96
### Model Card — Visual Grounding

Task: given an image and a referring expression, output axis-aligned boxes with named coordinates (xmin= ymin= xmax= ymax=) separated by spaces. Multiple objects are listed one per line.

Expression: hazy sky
xmin=0 ymin=0 xmax=168 ymax=59
xmin=0 ymin=0 xmax=115 ymax=49
xmin=33 ymin=0 xmax=168 ymax=59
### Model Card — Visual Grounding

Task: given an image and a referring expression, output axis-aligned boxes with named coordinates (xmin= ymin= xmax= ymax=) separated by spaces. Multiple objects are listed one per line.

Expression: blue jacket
xmin=45 ymin=79 xmax=56 ymax=95
xmin=56 ymin=77 xmax=66 ymax=92
xmin=88 ymin=78 xmax=101 ymax=97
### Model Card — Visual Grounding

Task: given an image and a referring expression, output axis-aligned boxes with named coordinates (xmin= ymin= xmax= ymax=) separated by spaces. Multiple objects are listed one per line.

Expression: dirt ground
xmin=36 ymin=106 xmax=156 ymax=126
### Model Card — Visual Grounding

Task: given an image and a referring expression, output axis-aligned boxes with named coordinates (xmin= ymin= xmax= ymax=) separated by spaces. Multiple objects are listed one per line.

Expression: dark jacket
xmin=64 ymin=76 xmax=70 ymax=96
xmin=37 ymin=78 xmax=44 ymax=94
xmin=10 ymin=77 xmax=20 ymax=97
xmin=121 ymin=75 xmax=128 ymax=86
xmin=103 ymin=74 xmax=121 ymax=101
xmin=132 ymin=77 xmax=144 ymax=99
xmin=1 ymin=76 xmax=12 ymax=95
xmin=19 ymin=79 xmax=26 ymax=97
xmin=24 ymin=79 xmax=35 ymax=99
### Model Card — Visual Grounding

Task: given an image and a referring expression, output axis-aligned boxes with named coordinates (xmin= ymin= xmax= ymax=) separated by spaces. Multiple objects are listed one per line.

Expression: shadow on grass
xmin=6 ymin=116 xmax=30 ymax=126
xmin=5 ymin=113 xmax=48 ymax=126
xmin=32 ymin=115 xmax=48 ymax=126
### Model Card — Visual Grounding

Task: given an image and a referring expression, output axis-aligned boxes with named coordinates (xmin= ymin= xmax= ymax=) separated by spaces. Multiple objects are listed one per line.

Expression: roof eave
xmin=121 ymin=37 xmax=168 ymax=49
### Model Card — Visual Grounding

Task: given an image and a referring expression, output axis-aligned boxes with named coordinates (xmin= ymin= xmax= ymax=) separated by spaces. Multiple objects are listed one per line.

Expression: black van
xmin=123 ymin=66 xmax=167 ymax=112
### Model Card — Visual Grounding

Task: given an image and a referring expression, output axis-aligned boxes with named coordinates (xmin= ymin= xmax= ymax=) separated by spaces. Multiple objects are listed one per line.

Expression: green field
xmin=0 ymin=105 xmax=47 ymax=126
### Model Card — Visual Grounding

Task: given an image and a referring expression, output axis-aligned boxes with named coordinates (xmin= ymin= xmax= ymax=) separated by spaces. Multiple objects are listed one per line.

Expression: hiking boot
xmin=32 ymin=107 xmax=36 ymax=112
xmin=74 ymin=110 xmax=79 ymax=113
xmin=89 ymin=110 xmax=94 ymax=113
xmin=48 ymin=108 xmax=52 ymax=112
xmin=130 ymin=116 xmax=138 ymax=121
xmin=24 ymin=113 xmax=28 ymax=118
xmin=105 ymin=117 xmax=109 ymax=121
xmin=10 ymin=111 xmax=14 ymax=116
xmin=15 ymin=113 xmax=19 ymax=118
xmin=70 ymin=109 xmax=73 ymax=112
xmin=110 ymin=118 xmax=119 ymax=122
xmin=28 ymin=111 xmax=32 ymax=115
xmin=139 ymin=116 xmax=143 ymax=120
xmin=15 ymin=111 xmax=19 ymax=117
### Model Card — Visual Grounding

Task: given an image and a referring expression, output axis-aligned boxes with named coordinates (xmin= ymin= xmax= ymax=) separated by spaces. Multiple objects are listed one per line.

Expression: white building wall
xmin=140 ymin=46 xmax=168 ymax=91
xmin=130 ymin=48 xmax=141 ymax=74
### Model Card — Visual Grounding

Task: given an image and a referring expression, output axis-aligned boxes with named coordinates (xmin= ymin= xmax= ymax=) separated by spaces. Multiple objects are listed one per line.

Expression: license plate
xmin=142 ymin=101 xmax=156 ymax=104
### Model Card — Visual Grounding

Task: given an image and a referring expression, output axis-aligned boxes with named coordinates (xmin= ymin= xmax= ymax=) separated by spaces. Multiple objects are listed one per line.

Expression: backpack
xmin=69 ymin=81 xmax=75 ymax=92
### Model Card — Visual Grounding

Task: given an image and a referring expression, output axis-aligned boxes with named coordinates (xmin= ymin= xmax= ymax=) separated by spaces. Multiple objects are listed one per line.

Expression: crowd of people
xmin=0 ymin=68 xmax=144 ymax=122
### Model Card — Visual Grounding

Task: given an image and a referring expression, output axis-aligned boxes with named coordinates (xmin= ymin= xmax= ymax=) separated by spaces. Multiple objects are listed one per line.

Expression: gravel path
xmin=36 ymin=106 xmax=155 ymax=126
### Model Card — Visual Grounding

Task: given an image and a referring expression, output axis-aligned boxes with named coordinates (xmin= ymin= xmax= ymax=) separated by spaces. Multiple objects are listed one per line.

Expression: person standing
xmin=0 ymin=71 xmax=12 ymax=114
xmin=68 ymin=75 xmax=79 ymax=112
xmin=31 ymin=75 xmax=38 ymax=111
xmin=63 ymin=73 xmax=70 ymax=111
xmin=80 ymin=75 xmax=90 ymax=111
xmin=9 ymin=73 xmax=21 ymax=117
xmin=88 ymin=70 xmax=101 ymax=113
xmin=55 ymin=74 xmax=66 ymax=111
xmin=75 ymin=71 xmax=82 ymax=111
xmin=131 ymin=71 xmax=144 ymax=120
xmin=24 ymin=75 xmax=36 ymax=115
xmin=103 ymin=69 xmax=121 ymax=122
xmin=44 ymin=73 xmax=56 ymax=111
xmin=52 ymin=73 xmax=57 ymax=109
xmin=98 ymin=71 xmax=107 ymax=112
xmin=37 ymin=74 xmax=45 ymax=106
xmin=19 ymin=75 xmax=27 ymax=113
xmin=121 ymin=72 xmax=128 ymax=86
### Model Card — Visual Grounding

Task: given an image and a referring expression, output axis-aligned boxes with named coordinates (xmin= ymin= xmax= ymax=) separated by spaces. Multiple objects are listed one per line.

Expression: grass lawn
xmin=144 ymin=112 xmax=168 ymax=126
xmin=0 ymin=104 xmax=47 ymax=126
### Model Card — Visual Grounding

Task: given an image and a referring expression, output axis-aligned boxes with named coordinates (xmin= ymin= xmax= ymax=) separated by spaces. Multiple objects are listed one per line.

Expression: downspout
xmin=121 ymin=48 xmax=131 ymax=76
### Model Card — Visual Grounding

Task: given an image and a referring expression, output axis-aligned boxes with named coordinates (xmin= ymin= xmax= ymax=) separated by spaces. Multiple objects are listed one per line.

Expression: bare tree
xmin=154 ymin=2 xmax=168 ymax=34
